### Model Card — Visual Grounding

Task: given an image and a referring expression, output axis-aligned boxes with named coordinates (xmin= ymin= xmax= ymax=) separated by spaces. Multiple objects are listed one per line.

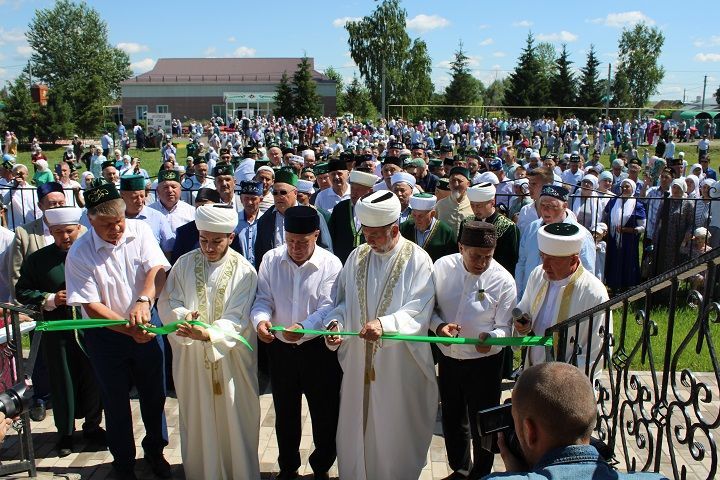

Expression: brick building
xmin=120 ymin=57 xmax=337 ymax=123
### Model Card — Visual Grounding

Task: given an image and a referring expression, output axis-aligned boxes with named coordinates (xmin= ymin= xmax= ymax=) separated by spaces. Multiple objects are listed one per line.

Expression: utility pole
xmin=605 ymin=63 xmax=611 ymax=117
xmin=381 ymin=62 xmax=386 ymax=119
xmin=701 ymin=75 xmax=708 ymax=111
xmin=28 ymin=62 xmax=32 ymax=89
xmin=683 ymin=88 xmax=686 ymax=104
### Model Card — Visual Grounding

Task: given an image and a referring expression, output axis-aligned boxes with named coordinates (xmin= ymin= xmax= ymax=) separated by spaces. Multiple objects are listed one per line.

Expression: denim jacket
xmin=482 ymin=444 xmax=669 ymax=480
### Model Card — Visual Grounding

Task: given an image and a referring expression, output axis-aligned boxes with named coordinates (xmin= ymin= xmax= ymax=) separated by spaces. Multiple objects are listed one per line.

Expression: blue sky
xmin=1 ymin=0 xmax=720 ymax=103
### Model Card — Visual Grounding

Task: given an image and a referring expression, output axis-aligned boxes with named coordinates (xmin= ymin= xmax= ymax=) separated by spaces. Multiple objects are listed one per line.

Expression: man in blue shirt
xmin=235 ymin=180 xmax=264 ymax=267
xmin=120 ymin=175 xmax=175 ymax=254
xmin=484 ymin=362 xmax=668 ymax=480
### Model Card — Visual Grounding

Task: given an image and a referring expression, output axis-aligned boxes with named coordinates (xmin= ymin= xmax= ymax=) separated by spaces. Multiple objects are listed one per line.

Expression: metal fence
xmin=542 ymin=245 xmax=720 ymax=479
xmin=0 ymin=303 xmax=38 ymax=477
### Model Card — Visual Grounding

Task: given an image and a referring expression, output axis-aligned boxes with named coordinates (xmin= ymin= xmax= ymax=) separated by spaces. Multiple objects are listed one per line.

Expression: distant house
xmin=120 ymin=57 xmax=337 ymax=123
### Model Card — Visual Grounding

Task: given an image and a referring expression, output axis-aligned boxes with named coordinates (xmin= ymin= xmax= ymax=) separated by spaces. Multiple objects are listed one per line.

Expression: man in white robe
xmin=157 ymin=204 xmax=259 ymax=480
xmin=515 ymin=222 xmax=611 ymax=377
xmin=325 ymin=190 xmax=438 ymax=480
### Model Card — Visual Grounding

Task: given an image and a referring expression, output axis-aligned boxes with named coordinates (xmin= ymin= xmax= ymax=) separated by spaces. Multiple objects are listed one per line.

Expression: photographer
xmin=0 ymin=412 xmax=13 ymax=443
xmin=486 ymin=362 xmax=667 ymax=479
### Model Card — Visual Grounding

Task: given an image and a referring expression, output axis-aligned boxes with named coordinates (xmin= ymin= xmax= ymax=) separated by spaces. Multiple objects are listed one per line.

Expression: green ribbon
xmin=36 ymin=319 xmax=253 ymax=351
xmin=268 ymin=326 xmax=552 ymax=347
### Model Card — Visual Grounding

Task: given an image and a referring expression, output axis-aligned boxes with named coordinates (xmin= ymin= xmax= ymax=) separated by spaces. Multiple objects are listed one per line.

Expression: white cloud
xmin=693 ymin=36 xmax=720 ymax=48
xmin=116 ymin=42 xmax=148 ymax=54
xmin=130 ymin=58 xmax=156 ymax=73
xmin=204 ymin=46 xmax=217 ymax=57
xmin=694 ymin=53 xmax=720 ymax=62
xmin=15 ymin=44 xmax=32 ymax=57
xmin=406 ymin=14 xmax=450 ymax=33
xmin=512 ymin=20 xmax=533 ymax=28
xmin=492 ymin=51 xmax=506 ymax=57
xmin=332 ymin=16 xmax=361 ymax=28
xmin=233 ymin=46 xmax=256 ymax=57
xmin=0 ymin=28 xmax=25 ymax=45
xmin=536 ymin=31 xmax=578 ymax=42
xmin=227 ymin=36 xmax=236 ymax=43
xmin=479 ymin=38 xmax=494 ymax=46
xmin=0 ymin=68 xmax=6 ymax=77
xmin=592 ymin=11 xmax=655 ymax=27
xmin=478 ymin=24 xmax=489 ymax=30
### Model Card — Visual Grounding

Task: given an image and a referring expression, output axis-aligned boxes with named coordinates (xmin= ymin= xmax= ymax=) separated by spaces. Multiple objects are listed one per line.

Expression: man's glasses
xmin=272 ymin=189 xmax=294 ymax=196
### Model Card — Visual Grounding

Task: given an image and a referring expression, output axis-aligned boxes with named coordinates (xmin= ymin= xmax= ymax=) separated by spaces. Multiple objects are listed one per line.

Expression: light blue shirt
xmin=128 ymin=206 xmax=175 ymax=252
xmin=236 ymin=209 xmax=261 ymax=267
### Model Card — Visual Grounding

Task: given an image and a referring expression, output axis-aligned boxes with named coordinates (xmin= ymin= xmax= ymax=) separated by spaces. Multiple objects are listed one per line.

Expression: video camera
xmin=477 ymin=403 xmax=524 ymax=460
xmin=0 ymin=376 xmax=34 ymax=419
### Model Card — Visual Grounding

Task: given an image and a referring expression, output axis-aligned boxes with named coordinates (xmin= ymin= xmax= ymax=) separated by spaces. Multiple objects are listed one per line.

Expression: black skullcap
xmin=284 ymin=206 xmax=319 ymax=234
xmin=382 ymin=156 xmax=403 ymax=168
xmin=540 ymin=184 xmax=569 ymax=201
xmin=213 ymin=163 xmax=233 ymax=177
xmin=327 ymin=158 xmax=348 ymax=173
xmin=459 ymin=220 xmax=497 ymax=248
xmin=37 ymin=181 xmax=64 ymax=200
xmin=85 ymin=182 xmax=121 ymax=209
xmin=195 ymin=187 xmax=221 ymax=204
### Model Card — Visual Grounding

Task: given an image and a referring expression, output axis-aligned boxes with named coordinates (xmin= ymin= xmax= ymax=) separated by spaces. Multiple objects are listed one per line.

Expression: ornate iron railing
xmin=0 ymin=303 xmax=37 ymax=477
xmin=544 ymin=246 xmax=720 ymax=479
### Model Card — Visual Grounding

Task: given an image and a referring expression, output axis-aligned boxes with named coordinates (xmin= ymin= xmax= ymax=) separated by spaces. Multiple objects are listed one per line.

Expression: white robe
xmin=157 ymin=248 xmax=260 ymax=480
xmin=326 ymin=237 xmax=438 ymax=480
xmin=516 ymin=264 xmax=611 ymax=377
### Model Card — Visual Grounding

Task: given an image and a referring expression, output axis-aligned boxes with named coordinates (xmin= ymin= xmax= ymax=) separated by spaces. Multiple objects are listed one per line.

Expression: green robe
xmin=400 ymin=218 xmax=458 ymax=263
xmin=15 ymin=243 xmax=102 ymax=437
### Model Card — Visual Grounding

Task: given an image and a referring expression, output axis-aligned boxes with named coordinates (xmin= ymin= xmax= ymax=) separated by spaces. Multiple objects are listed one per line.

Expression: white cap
xmin=477 ymin=172 xmax=499 ymax=185
xmin=694 ymin=227 xmax=710 ymax=238
xmin=195 ymin=205 xmax=238 ymax=234
xmin=45 ymin=207 xmax=83 ymax=227
xmin=537 ymin=223 xmax=585 ymax=257
xmin=593 ymin=222 xmax=608 ymax=234
xmin=297 ymin=179 xmax=315 ymax=195
xmin=256 ymin=166 xmax=275 ymax=177
xmin=390 ymin=172 xmax=416 ymax=188
xmin=530 ymin=151 xmax=541 ymax=160
xmin=409 ymin=193 xmax=437 ymax=211
xmin=349 ymin=170 xmax=378 ymax=187
xmin=466 ymin=182 xmax=496 ymax=202
xmin=355 ymin=190 xmax=401 ymax=227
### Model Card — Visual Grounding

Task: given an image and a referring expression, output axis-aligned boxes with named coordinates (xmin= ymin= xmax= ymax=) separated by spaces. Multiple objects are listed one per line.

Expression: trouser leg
xmin=130 ymin=336 xmax=168 ymax=456
xmin=268 ymin=340 xmax=302 ymax=473
xmin=42 ymin=332 xmax=74 ymax=436
xmin=438 ymin=354 xmax=471 ymax=477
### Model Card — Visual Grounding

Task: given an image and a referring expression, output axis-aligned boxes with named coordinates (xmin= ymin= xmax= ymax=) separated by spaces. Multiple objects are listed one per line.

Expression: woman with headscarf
xmin=32 ymin=159 xmax=53 ymax=187
xmin=602 ymin=178 xmax=646 ymax=292
xmin=651 ymin=178 xmax=695 ymax=274
xmin=570 ymin=174 xmax=601 ymax=230
xmin=80 ymin=171 xmax=95 ymax=190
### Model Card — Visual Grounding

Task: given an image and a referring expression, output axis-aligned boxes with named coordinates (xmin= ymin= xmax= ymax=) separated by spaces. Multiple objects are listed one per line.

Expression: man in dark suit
xmin=327 ymin=169 xmax=377 ymax=264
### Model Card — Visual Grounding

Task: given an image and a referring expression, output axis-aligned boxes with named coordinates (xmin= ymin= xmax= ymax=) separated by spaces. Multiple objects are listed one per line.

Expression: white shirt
xmin=431 ymin=254 xmax=517 ymax=359
xmin=148 ymin=199 xmax=194 ymax=232
xmin=251 ymin=244 xmax=342 ymax=344
xmin=0 ymin=226 xmax=14 ymax=303
xmin=65 ymin=220 xmax=171 ymax=318
xmin=60 ymin=180 xmax=82 ymax=207
xmin=314 ymin=184 xmax=350 ymax=212
xmin=517 ymin=201 xmax=539 ymax=234
xmin=233 ymin=159 xmax=255 ymax=184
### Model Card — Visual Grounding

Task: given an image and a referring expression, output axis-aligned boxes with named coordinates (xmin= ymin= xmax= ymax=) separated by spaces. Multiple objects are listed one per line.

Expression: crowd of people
xmin=0 ymin=113 xmax=704 ymax=479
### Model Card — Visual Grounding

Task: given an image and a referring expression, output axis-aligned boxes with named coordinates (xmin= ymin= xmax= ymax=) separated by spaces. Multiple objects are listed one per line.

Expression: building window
xmin=211 ymin=104 xmax=226 ymax=118
xmin=136 ymin=105 xmax=148 ymax=121
xmin=156 ymin=105 xmax=169 ymax=113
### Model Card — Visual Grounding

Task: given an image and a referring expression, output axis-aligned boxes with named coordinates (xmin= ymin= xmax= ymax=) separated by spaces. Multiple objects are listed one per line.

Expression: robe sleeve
xmin=204 ymin=266 xmax=258 ymax=363
xmin=15 ymin=254 xmax=50 ymax=308
xmin=157 ymin=257 xmax=194 ymax=346
xmin=429 ymin=261 xmax=446 ymax=333
xmin=485 ymin=276 xmax=517 ymax=356
xmin=377 ymin=254 xmax=436 ymax=343
xmin=323 ymin=257 xmax=349 ymax=352
xmin=250 ymin=255 xmax=274 ymax=329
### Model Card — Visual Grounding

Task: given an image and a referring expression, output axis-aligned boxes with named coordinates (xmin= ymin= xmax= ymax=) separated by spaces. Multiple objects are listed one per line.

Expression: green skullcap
xmin=158 ymin=169 xmax=180 ymax=183
xmin=119 ymin=175 xmax=146 ymax=191
xmin=274 ymin=169 xmax=298 ymax=187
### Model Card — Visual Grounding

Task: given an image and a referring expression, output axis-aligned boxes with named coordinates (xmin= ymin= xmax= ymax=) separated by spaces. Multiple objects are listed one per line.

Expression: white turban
xmin=390 ymin=172 xmax=416 ymax=188
xmin=349 ymin=170 xmax=378 ymax=187
xmin=195 ymin=205 xmax=238 ymax=234
xmin=256 ymin=166 xmax=275 ymax=177
xmin=297 ymin=179 xmax=315 ymax=195
xmin=467 ymin=182 xmax=496 ymax=203
xmin=45 ymin=207 xmax=82 ymax=227
xmin=537 ymin=223 xmax=584 ymax=257
xmin=355 ymin=190 xmax=401 ymax=227
xmin=409 ymin=193 xmax=436 ymax=211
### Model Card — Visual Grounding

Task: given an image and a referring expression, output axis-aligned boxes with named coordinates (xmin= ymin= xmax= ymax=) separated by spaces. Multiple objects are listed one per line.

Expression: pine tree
xmin=274 ymin=71 xmax=295 ymax=118
xmin=504 ymin=33 xmax=550 ymax=117
xmin=442 ymin=40 xmax=483 ymax=120
xmin=39 ymin=87 xmax=75 ymax=142
xmin=4 ymin=75 xmax=38 ymax=142
xmin=714 ymin=84 xmax=720 ymax=104
xmin=577 ymin=45 xmax=603 ymax=121
xmin=291 ymin=56 xmax=321 ymax=118
xmin=344 ymin=76 xmax=377 ymax=120
xmin=550 ymin=44 xmax=576 ymax=113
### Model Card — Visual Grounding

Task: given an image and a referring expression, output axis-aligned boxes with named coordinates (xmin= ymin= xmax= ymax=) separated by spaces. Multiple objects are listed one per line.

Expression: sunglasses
xmin=272 ymin=189 xmax=294 ymax=196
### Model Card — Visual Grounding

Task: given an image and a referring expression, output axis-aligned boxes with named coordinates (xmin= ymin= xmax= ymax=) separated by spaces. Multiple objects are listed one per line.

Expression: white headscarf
xmin=81 ymin=171 xmax=94 ymax=189
xmin=685 ymin=175 xmax=700 ymax=198
xmin=610 ymin=178 xmax=637 ymax=246
xmin=570 ymin=175 xmax=599 ymax=230
xmin=671 ymin=178 xmax=688 ymax=198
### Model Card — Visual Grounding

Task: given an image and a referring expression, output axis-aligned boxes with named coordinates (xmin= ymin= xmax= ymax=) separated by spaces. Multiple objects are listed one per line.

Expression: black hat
xmin=193 ymin=157 xmax=208 ymax=166
xmin=569 ymin=153 xmax=581 ymax=162
xmin=388 ymin=141 xmax=404 ymax=150
xmin=439 ymin=145 xmax=453 ymax=153
xmin=213 ymin=163 xmax=234 ymax=177
xmin=85 ymin=182 xmax=121 ymax=209
xmin=383 ymin=156 xmax=403 ymax=168
xmin=281 ymin=147 xmax=295 ymax=156
xmin=219 ymin=148 xmax=231 ymax=156
xmin=459 ymin=221 xmax=497 ymax=248
xmin=158 ymin=170 xmax=181 ymax=183
xmin=37 ymin=182 xmax=64 ymax=200
xmin=195 ymin=187 xmax=221 ymax=204
xmin=443 ymin=157 xmax=455 ymax=167
xmin=284 ymin=206 xmax=319 ymax=234
xmin=540 ymin=184 xmax=569 ymax=201
xmin=254 ymin=160 xmax=270 ymax=171
xmin=327 ymin=158 xmax=348 ymax=173
xmin=243 ymin=146 xmax=258 ymax=156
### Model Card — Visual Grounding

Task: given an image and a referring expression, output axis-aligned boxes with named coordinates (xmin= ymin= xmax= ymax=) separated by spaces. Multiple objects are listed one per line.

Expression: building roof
xmin=122 ymin=57 xmax=333 ymax=85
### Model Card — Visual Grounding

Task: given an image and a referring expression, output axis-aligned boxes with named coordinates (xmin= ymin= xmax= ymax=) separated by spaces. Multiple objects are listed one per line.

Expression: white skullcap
xmin=530 ymin=151 xmax=541 ymax=160
xmin=195 ymin=205 xmax=238 ymax=234
xmin=297 ymin=179 xmax=315 ymax=194
xmin=45 ymin=207 xmax=82 ymax=227
xmin=349 ymin=170 xmax=378 ymax=187
xmin=409 ymin=193 xmax=437 ymax=211
xmin=390 ymin=172 xmax=416 ymax=188
xmin=256 ymin=166 xmax=275 ymax=177
xmin=355 ymin=190 xmax=401 ymax=227
xmin=593 ymin=222 xmax=608 ymax=234
xmin=477 ymin=172 xmax=499 ymax=185
xmin=537 ymin=223 xmax=585 ymax=257
xmin=525 ymin=148 xmax=533 ymax=154
xmin=694 ymin=227 xmax=710 ymax=238
xmin=679 ymin=151 xmax=685 ymax=157
xmin=467 ymin=182 xmax=496 ymax=202
xmin=581 ymin=174 xmax=599 ymax=189
xmin=290 ymin=155 xmax=305 ymax=164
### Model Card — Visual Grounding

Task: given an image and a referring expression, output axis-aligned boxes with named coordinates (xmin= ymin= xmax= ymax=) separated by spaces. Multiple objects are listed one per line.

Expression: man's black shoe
xmin=275 ymin=470 xmax=299 ymax=480
xmin=144 ymin=452 xmax=172 ymax=478
xmin=56 ymin=435 xmax=73 ymax=457
xmin=111 ymin=467 xmax=138 ymax=480
xmin=313 ymin=473 xmax=330 ymax=480
xmin=83 ymin=427 xmax=107 ymax=446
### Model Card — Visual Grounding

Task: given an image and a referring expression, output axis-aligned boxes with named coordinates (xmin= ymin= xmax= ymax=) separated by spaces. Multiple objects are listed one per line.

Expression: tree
xmin=485 ymin=78 xmax=508 ymax=107
xmin=536 ymin=42 xmax=557 ymax=86
xmin=577 ymin=44 xmax=603 ymax=120
xmin=274 ymin=71 xmax=294 ymax=118
xmin=550 ymin=44 xmax=576 ymax=112
xmin=291 ymin=56 xmax=322 ymax=118
xmin=39 ymin=87 xmax=75 ymax=142
xmin=504 ymin=33 xmax=550 ymax=117
xmin=611 ymin=23 xmax=665 ymax=111
xmin=3 ymin=76 xmax=38 ymax=142
xmin=324 ymin=66 xmax=345 ymax=114
xmin=26 ymin=0 xmax=131 ymax=135
xmin=442 ymin=41 xmax=484 ymax=120
xmin=714 ymin=84 xmax=720 ymax=104
xmin=343 ymin=76 xmax=377 ymax=120
xmin=346 ymin=0 xmax=433 ymax=116
xmin=72 ymin=74 xmax=105 ymax=136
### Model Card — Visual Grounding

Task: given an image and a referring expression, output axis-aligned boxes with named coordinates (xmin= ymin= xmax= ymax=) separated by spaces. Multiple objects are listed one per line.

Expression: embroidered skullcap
xmin=437 ymin=178 xmax=450 ymax=191
xmin=390 ymin=172 xmax=416 ymax=188
xmin=239 ymin=181 xmax=263 ymax=196
xmin=195 ymin=205 xmax=238 ymax=234
xmin=296 ymin=179 xmax=315 ymax=195
xmin=409 ymin=193 xmax=436 ymax=211
xmin=349 ymin=170 xmax=377 ymax=187
xmin=355 ymin=190 xmax=401 ymax=227
xmin=488 ymin=158 xmax=502 ymax=171
xmin=158 ymin=169 xmax=180 ymax=183
xmin=537 ymin=223 xmax=584 ymax=257
xmin=540 ymin=184 xmax=569 ymax=202
xmin=85 ymin=183 xmax=121 ymax=209
xmin=459 ymin=221 xmax=497 ymax=248
xmin=467 ymin=182 xmax=496 ymax=203
xmin=284 ymin=206 xmax=319 ymax=234
xmin=45 ymin=207 xmax=82 ymax=227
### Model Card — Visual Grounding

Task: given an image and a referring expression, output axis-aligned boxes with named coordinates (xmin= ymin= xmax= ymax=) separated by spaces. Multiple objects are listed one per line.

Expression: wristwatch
xmin=136 ymin=295 xmax=151 ymax=303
